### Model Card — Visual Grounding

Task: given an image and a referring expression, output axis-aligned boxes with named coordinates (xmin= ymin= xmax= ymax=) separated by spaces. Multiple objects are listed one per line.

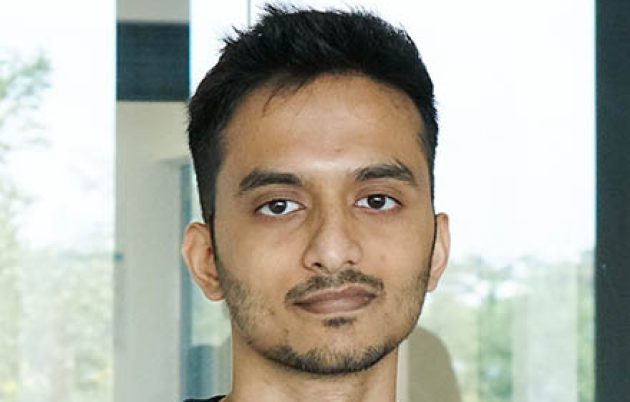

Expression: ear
xmin=427 ymin=213 xmax=450 ymax=292
xmin=181 ymin=222 xmax=225 ymax=301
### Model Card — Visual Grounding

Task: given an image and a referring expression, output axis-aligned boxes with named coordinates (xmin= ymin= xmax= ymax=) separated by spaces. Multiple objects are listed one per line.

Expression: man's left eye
xmin=355 ymin=194 xmax=399 ymax=211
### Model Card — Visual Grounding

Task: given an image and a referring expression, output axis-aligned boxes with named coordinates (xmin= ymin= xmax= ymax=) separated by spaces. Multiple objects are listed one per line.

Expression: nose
xmin=302 ymin=205 xmax=363 ymax=273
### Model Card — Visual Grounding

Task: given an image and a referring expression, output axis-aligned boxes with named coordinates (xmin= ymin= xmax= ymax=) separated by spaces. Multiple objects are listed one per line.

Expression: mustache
xmin=285 ymin=269 xmax=384 ymax=303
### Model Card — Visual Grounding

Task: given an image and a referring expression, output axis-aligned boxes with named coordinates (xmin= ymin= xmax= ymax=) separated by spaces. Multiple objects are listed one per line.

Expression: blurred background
xmin=2 ymin=0 xmax=624 ymax=401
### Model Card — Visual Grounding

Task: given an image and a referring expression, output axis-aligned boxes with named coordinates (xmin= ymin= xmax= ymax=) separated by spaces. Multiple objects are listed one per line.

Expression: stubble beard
xmin=213 ymin=250 xmax=431 ymax=377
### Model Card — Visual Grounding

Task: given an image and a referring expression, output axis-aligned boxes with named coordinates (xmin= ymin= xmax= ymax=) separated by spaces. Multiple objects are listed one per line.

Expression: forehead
xmin=219 ymin=74 xmax=427 ymax=185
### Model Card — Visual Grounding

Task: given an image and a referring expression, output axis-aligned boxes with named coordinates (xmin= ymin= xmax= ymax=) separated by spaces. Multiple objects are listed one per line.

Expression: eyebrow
xmin=354 ymin=161 xmax=417 ymax=186
xmin=237 ymin=160 xmax=417 ymax=196
xmin=238 ymin=169 xmax=304 ymax=195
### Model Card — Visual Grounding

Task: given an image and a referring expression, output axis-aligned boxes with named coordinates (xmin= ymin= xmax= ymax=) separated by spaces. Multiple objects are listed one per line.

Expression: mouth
xmin=292 ymin=285 xmax=377 ymax=315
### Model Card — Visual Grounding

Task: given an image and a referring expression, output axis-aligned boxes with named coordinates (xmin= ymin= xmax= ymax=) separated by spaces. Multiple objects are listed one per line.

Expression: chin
xmin=263 ymin=342 xmax=396 ymax=376
xmin=258 ymin=325 xmax=406 ymax=376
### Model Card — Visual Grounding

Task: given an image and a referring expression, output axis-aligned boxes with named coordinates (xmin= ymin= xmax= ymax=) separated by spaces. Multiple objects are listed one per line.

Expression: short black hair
xmin=188 ymin=4 xmax=438 ymax=223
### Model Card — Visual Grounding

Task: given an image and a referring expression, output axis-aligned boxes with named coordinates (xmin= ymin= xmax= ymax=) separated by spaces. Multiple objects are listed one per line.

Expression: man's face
xmin=188 ymin=74 xmax=449 ymax=375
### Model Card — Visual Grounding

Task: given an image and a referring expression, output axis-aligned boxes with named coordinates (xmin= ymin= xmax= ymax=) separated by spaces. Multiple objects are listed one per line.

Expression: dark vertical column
xmin=596 ymin=1 xmax=630 ymax=401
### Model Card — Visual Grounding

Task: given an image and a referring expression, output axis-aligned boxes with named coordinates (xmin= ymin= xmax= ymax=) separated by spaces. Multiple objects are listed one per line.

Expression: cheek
xmin=217 ymin=220 xmax=308 ymax=298
xmin=365 ymin=218 xmax=434 ymax=296
xmin=365 ymin=219 xmax=434 ymax=265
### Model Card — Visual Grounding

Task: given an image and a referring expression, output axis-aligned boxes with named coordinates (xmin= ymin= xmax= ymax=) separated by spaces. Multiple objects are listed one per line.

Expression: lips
xmin=293 ymin=285 xmax=377 ymax=314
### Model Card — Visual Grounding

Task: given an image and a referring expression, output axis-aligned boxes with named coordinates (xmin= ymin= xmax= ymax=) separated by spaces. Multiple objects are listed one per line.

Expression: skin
xmin=181 ymin=74 xmax=450 ymax=402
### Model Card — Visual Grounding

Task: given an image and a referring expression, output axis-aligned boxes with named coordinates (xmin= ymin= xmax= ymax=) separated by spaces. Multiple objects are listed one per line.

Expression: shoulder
xmin=183 ymin=396 xmax=225 ymax=402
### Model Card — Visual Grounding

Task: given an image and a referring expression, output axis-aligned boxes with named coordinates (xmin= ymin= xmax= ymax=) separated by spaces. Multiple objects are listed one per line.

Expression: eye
xmin=355 ymin=194 xmax=400 ymax=211
xmin=257 ymin=199 xmax=302 ymax=216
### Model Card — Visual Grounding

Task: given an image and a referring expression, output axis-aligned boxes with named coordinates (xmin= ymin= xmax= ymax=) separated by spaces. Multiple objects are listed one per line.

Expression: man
xmin=181 ymin=4 xmax=450 ymax=402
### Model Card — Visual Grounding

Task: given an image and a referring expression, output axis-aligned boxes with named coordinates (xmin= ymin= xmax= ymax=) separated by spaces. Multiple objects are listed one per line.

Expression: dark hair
xmin=188 ymin=4 xmax=438 ymax=223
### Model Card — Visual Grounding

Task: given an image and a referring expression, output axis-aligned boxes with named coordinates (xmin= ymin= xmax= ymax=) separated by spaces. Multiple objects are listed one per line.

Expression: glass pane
xmin=181 ymin=165 xmax=232 ymax=399
xmin=188 ymin=1 xmax=595 ymax=401
xmin=0 ymin=1 xmax=115 ymax=401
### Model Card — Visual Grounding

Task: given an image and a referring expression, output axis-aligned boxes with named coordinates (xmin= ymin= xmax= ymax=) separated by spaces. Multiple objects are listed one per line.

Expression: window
xmin=0 ymin=1 xmax=115 ymax=401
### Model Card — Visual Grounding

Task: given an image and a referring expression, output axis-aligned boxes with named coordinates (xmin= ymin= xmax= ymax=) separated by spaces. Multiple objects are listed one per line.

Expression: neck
xmin=225 ymin=330 xmax=399 ymax=402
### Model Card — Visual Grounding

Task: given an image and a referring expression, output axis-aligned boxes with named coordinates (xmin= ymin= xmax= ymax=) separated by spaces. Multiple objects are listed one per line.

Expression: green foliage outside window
xmin=0 ymin=51 xmax=112 ymax=402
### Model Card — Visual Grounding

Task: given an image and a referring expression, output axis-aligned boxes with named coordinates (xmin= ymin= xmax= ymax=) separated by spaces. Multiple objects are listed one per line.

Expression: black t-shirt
xmin=184 ymin=396 xmax=224 ymax=402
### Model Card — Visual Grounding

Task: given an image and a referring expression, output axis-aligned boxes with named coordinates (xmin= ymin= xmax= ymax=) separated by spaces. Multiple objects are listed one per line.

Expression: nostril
xmin=309 ymin=261 xmax=331 ymax=274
